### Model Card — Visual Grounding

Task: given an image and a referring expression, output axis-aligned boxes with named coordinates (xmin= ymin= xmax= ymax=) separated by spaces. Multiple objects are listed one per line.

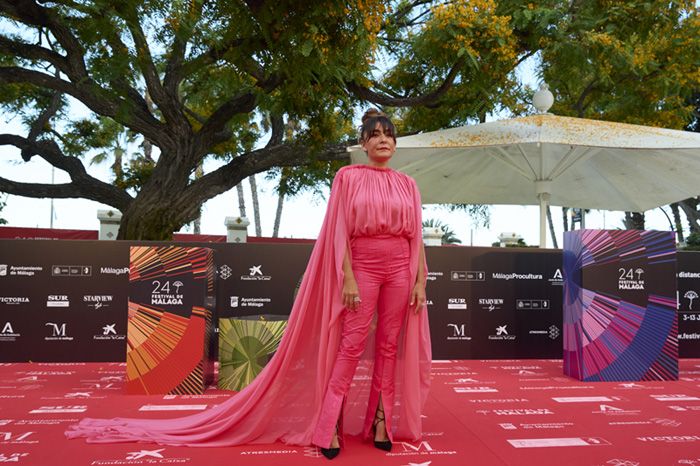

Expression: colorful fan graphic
xmin=126 ymin=246 xmax=215 ymax=394
xmin=563 ymin=230 xmax=678 ymax=381
xmin=218 ymin=316 xmax=287 ymax=391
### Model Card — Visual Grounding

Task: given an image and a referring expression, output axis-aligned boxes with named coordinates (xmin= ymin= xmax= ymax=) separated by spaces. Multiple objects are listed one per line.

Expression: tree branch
xmin=0 ymin=0 xmax=88 ymax=78
xmin=193 ymin=92 xmax=257 ymax=153
xmin=0 ymin=35 xmax=69 ymax=74
xmin=0 ymin=133 xmax=133 ymax=210
xmin=22 ymin=88 xmax=63 ymax=161
xmin=163 ymin=1 xmax=204 ymax=98
xmin=181 ymin=141 xmax=349 ymax=209
xmin=0 ymin=66 xmax=165 ymax=145
xmin=266 ymin=114 xmax=284 ymax=147
xmin=347 ymin=57 xmax=465 ymax=107
xmin=573 ymin=78 xmax=599 ymax=117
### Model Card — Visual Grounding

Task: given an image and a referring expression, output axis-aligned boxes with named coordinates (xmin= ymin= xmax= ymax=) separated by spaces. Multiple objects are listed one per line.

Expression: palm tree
xmin=423 ymin=219 xmax=462 ymax=245
xmin=0 ymin=194 xmax=8 ymax=225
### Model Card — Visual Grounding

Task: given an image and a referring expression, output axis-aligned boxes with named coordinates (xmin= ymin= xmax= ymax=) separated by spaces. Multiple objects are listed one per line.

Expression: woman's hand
xmin=409 ymin=282 xmax=426 ymax=314
xmin=342 ymin=277 xmax=361 ymax=311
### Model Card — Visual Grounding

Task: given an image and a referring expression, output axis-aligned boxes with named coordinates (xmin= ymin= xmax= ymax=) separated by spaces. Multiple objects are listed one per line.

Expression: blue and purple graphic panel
xmin=563 ymin=229 xmax=678 ymax=381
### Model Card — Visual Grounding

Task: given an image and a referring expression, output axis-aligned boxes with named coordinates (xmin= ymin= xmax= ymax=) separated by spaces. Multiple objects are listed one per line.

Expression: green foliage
xmin=1 ymin=1 xmax=699 ymax=239
xmin=423 ymin=218 xmax=462 ymax=245
xmin=445 ymin=203 xmax=491 ymax=229
xmin=682 ymin=232 xmax=700 ymax=251
xmin=0 ymin=194 xmax=7 ymax=225
xmin=540 ymin=0 xmax=700 ymax=127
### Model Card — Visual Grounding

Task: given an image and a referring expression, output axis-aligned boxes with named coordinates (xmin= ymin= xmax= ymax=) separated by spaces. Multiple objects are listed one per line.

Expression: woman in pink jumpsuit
xmin=66 ymin=110 xmax=431 ymax=456
xmin=312 ymin=109 xmax=428 ymax=458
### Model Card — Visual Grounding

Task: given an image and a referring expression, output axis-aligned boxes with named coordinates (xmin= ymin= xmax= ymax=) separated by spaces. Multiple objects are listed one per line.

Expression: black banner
xmin=1 ymin=239 xmax=699 ymax=361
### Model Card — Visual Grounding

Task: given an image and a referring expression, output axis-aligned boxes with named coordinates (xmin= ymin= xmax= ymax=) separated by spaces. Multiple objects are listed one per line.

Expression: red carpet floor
xmin=1 ymin=360 xmax=700 ymax=466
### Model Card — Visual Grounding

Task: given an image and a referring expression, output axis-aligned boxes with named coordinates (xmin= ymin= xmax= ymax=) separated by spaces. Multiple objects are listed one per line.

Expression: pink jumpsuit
xmin=312 ymin=165 xmax=420 ymax=448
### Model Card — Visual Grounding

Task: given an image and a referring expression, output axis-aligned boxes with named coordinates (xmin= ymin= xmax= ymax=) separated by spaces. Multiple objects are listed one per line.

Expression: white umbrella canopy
xmin=349 ymin=113 xmax=700 ymax=247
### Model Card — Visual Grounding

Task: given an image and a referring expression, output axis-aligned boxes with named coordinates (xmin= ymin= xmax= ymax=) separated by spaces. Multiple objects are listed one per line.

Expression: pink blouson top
xmin=337 ymin=165 xmax=419 ymax=240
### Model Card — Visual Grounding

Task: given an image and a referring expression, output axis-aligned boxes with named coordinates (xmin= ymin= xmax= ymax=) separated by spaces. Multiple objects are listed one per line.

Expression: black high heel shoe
xmin=320 ymin=425 xmax=340 ymax=459
xmin=372 ymin=407 xmax=392 ymax=452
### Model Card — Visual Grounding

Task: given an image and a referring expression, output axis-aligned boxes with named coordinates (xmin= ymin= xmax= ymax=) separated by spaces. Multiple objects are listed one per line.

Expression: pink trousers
xmin=312 ymin=236 xmax=411 ymax=448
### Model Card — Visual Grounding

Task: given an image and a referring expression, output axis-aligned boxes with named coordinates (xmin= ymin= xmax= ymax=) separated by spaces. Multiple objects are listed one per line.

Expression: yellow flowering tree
xmin=1 ymin=0 xmax=698 ymax=239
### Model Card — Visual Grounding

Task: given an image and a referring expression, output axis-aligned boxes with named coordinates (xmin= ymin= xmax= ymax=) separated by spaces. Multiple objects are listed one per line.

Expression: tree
xmin=0 ymin=0 xmax=396 ymax=239
xmin=1 ymin=1 xmax=698 ymax=239
xmin=423 ymin=218 xmax=462 ymax=245
xmin=623 ymin=212 xmax=645 ymax=230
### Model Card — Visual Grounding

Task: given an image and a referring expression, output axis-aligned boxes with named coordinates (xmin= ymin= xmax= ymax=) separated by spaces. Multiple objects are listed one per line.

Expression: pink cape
xmin=66 ymin=165 xmax=431 ymax=447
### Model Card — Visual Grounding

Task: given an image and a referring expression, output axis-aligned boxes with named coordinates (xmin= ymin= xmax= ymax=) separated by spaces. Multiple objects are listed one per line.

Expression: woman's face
xmin=361 ymin=122 xmax=396 ymax=164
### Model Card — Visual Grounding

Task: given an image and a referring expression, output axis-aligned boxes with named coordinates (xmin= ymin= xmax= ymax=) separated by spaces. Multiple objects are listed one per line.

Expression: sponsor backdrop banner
xmin=1 ymin=239 xmax=699 ymax=362
xmin=563 ymin=230 xmax=678 ymax=381
xmin=126 ymin=246 xmax=216 ymax=394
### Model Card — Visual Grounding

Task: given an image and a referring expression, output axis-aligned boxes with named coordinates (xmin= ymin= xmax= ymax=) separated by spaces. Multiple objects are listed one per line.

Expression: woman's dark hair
xmin=358 ymin=108 xmax=396 ymax=144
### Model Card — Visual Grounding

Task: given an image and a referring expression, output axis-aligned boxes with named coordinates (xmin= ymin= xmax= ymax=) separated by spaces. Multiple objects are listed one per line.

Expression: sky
xmin=0 ymin=53 xmax=685 ymax=247
xmin=0 ymin=146 xmax=679 ymax=248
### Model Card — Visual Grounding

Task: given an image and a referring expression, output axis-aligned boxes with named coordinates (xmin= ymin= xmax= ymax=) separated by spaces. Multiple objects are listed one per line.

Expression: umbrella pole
xmin=536 ymin=181 xmax=552 ymax=248
xmin=539 ymin=194 xmax=549 ymax=248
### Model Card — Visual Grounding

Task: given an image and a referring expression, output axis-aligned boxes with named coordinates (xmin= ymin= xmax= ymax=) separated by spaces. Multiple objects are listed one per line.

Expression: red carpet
xmin=1 ymin=360 xmax=700 ymax=466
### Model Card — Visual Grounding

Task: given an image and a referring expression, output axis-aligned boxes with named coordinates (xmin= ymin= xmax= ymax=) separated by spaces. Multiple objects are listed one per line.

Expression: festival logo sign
xmin=241 ymin=265 xmax=271 ymax=281
xmin=478 ymin=298 xmax=504 ymax=312
xmin=100 ymin=267 xmax=129 ymax=276
xmin=499 ymin=422 xmax=573 ymax=430
xmin=479 ymin=408 xmax=554 ymax=416
xmin=447 ymin=298 xmax=467 ymax=310
xmin=0 ymin=297 xmax=29 ymax=306
xmin=453 ymin=386 xmax=498 ymax=393
xmin=46 ymin=295 xmax=69 ymax=308
xmin=636 ymin=435 xmax=700 ymax=443
xmin=507 ymin=437 xmax=609 ymax=448
xmin=0 ymin=265 xmax=42 ymax=277
xmin=150 ymin=280 xmax=184 ymax=306
xmin=29 ymin=405 xmax=87 ymax=413
xmin=44 ymin=323 xmax=73 ymax=341
xmin=684 ymin=290 xmax=698 ymax=310
xmin=89 ymin=448 xmax=192 ymax=466
xmin=51 ymin=265 xmax=92 ymax=277
xmin=488 ymin=324 xmax=516 ymax=341
xmin=93 ymin=323 xmax=125 ymax=341
xmin=516 ymin=299 xmax=550 ymax=311
xmin=467 ymin=398 xmax=529 ymax=404
xmin=385 ymin=440 xmax=457 ymax=458
xmin=592 ymin=404 xmax=641 ymax=416
xmin=492 ymin=272 xmax=543 ymax=281
xmin=83 ymin=295 xmax=113 ymax=310
xmin=446 ymin=323 xmax=471 ymax=341
xmin=549 ymin=268 xmax=564 ymax=285
xmin=618 ymin=267 xmax=645 ymax=290
xmin=528 ymin=325 xmax=560 ymax=340
xmin=218 ymin=265 xmax=232 ymax=280
xmin=0 ymin=431 xmax=37 ymax=445
xmin=651 ymin=394 xmax=700 ymax=402
xmin=0 ymin=322 xmax=20 ymax=342
xmin=0 ymin=453 xmax=30 ymax=462
xmin=229 ymin=296 xmax=272 ymax=308
xmin=451 ymin=270 xmax=485 ymax=281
